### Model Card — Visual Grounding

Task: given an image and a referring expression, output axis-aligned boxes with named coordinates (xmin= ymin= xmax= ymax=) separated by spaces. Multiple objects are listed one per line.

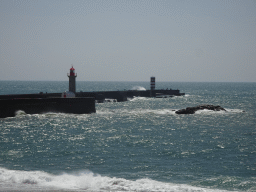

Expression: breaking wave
xmin=128 ymin=97 xmax=149 ymax=101
xmin=96 ymin=108 xmax=244 ymax=116
xmin=0 ymin=167 xmax=234 ymax=192
xmin=14 ymin=110 xmax=27 ymax=116
xmin=194 ymin=108 xmax=245 ymax=114
xmin=130 ymin=86 xmax=146 ymax=91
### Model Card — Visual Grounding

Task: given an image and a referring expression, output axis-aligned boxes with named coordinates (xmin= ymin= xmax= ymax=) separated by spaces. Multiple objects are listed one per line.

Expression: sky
xmin=0 ymin=0 xmax=256 ymax=82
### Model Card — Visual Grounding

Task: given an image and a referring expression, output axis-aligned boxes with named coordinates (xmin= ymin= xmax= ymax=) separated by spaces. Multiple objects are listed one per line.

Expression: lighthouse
xmin=67 ymin=66 xmax=77 ymax=93
xmin=150 ymin=76 xmax=155 ymax=97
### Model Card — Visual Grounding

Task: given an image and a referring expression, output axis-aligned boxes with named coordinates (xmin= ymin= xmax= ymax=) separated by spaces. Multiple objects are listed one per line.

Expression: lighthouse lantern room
xmin=67 ymin=66 xmax=77 ymax=93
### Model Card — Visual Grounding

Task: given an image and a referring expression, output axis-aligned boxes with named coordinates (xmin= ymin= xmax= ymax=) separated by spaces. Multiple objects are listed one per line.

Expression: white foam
xmin=97 ymin=108 xmax=177 ymax=116
xmin=194 ymin=109 xmax=226 ymax=114
xmin=130 ymin=86 xmax=146 ymax=91
xmin=128 ymin=97 xmax=148 ymax=101
xmin=0 ymin=167 xmax=232 ymax=192
xmin=225 ymin=108 xmax=245 ymax=113
xmin=124 ymin=108 xmax=176 ymax=116
xmin=194 ymin=108 xmax=245 ymax=114
xmin=154 ymin=109 xmax=177 ymax=115
xmin=96 ymin=110 xmax=115 ymax=115
xmin=14 ymin=110 xmax=27 ymax=116
xmin=96 ymin=107 xmax=244 ymax=117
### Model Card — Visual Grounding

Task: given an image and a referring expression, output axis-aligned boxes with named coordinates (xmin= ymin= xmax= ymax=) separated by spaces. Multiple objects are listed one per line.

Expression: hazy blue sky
xmin=1 ymin=0 xmax=256 ymax=82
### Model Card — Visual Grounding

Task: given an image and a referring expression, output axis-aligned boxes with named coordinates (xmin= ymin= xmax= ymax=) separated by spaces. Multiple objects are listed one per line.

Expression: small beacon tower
xmin=150 ymin=76 xmax=155 ymax=97
xmin=67 ymin=66 xmax=77 ymax=93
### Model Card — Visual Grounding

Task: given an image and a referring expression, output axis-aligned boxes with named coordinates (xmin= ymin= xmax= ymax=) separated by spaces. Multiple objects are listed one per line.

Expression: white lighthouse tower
xmin=67 ymin=66 xmax=77 ymax=93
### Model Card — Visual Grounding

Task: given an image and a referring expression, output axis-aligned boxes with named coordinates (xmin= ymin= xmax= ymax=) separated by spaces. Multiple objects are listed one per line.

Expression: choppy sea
xmin=0 ymin=81 xmax=255 ymax=192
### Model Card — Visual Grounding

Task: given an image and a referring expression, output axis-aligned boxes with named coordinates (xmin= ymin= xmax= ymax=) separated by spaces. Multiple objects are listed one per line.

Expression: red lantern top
xmin=70 ymin=66 xmax=75 ymax=76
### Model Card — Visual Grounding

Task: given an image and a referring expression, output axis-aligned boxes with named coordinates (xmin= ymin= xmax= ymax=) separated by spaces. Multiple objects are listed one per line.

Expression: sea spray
xmin=131 ymin=86 xmax=146 ymax=91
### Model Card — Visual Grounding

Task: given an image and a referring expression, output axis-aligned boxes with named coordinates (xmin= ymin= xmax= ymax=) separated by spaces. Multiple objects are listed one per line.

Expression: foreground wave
xmin=0 ymin=167 xmax=239 ymax=192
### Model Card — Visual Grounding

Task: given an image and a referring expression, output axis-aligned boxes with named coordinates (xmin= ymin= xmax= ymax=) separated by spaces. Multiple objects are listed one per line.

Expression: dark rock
xmin=175 ymin=105 xmax=226 ymax=114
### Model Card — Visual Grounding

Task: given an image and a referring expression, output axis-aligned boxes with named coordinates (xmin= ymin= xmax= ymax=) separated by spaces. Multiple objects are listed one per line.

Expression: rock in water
xmin=175 ymin=105 xmax=226 ymax=114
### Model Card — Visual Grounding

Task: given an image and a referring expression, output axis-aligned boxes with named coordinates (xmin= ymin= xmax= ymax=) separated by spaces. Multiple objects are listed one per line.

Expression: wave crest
xmin=0 ymin=167 xmax=234 ymax=191
xmin=130 ymin=86 xmax=146 ymax=91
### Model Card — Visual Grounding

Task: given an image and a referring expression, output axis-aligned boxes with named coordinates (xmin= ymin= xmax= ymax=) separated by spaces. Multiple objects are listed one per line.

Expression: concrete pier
xmin=0 ymin=88 xmax=184 ymax=118
xmin=0 ymin=69 xmax=184 ymax=118
xmin=0 ymin=97 xmax=95 ymax=118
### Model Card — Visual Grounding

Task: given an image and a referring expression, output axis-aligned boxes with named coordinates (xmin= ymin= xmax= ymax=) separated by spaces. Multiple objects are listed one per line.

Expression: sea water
xmin=0 ymin=81 xmax=255 ymax=191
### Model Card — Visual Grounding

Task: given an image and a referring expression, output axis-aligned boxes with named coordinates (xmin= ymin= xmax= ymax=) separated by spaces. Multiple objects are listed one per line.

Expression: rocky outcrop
xmin=175 ymin=105 xmax=226 ymax=114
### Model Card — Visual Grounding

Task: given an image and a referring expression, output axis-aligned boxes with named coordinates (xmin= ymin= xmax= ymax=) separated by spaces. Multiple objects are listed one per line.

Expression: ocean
xmin=0 ymin=81 xmax=255 ymax=192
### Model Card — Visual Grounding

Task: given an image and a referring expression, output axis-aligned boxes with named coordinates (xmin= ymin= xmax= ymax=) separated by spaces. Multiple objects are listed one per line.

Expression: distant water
xmin=0 ymin=81 xmax=255 ymax=191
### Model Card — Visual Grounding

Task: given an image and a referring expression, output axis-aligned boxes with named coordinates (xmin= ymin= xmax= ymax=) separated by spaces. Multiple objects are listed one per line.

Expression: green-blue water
xmin=0 ymin=81 xmax=255 ymax=191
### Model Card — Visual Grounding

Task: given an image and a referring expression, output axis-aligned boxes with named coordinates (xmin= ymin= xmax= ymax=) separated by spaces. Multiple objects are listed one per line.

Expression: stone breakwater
xmin=175 ymin=105 xmax=226 ymax=114
xmin=0 ymin=97 xmax=96 ymax=118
